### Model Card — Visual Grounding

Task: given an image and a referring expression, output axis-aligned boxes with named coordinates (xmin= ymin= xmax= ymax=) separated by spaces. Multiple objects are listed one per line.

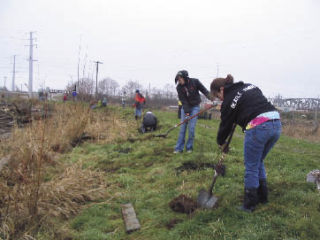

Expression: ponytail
xmin=226 ymin=74 xmax=234 ymax=84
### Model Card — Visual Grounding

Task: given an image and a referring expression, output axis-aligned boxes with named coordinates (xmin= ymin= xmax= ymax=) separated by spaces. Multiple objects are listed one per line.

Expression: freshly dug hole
xmin=169 ymin=194 xmax=197 ymax=214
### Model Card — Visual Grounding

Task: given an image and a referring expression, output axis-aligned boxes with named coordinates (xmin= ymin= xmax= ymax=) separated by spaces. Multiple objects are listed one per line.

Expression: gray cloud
xmin=0 ymin=0 xmax=319 ymax=97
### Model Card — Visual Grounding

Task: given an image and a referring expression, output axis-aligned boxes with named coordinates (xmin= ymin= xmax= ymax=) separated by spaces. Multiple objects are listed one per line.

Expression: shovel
xmin=197 ymin=124 xmax=236 ymax=209
xmin=155 ymin=104 xmax=216 ymax=138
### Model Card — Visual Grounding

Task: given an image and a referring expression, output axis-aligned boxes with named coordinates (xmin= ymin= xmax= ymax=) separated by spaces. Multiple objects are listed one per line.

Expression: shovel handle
xmin=208 ymin=170 xmax=219 ymax=195
xmin=221 ymin=124 xmax=237 ymax=153
xmin=155 ymin=104 xmax=216 ymax=138
xmin=208 ymin=124 xmax=237 ymax=194
xmin=177 ymin=104 xmax=215 ymax=127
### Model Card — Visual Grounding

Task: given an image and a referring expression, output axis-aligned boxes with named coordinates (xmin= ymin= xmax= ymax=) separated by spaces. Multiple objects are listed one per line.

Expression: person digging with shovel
xmin=174 ymin=70 xmax=212 ymax=153
xmin=210 ymin=74 xmax=281 ymax=212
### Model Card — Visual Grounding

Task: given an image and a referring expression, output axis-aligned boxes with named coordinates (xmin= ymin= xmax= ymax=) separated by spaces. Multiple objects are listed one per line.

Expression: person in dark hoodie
xmin=174 ymin=70 xmax=212 ymax=153
xmin=140 ymin=111 xmax=157 ymax=133
xmin=210 ymin=74 xmax=281 ymax=212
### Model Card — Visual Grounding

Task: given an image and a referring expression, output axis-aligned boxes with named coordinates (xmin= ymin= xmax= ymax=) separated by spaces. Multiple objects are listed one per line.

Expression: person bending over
xmin=141 ymin=111 xmax=157 ymax=133
xmin=211 ymin=74 xmax=281 ymax=212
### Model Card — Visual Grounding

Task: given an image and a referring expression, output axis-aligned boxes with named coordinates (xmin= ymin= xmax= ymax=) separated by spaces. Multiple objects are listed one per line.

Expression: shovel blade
xmin=197 ymin=189 xmax=219 ymax=209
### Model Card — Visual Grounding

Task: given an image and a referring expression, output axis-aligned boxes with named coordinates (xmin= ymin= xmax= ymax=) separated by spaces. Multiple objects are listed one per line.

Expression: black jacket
xmin=176 ymin=78 xmax=210 ymax=114
xmin=143 ymin=112 xmax=157 ymax=128
xmin=217 ymin=82 xmax=276 ymax=145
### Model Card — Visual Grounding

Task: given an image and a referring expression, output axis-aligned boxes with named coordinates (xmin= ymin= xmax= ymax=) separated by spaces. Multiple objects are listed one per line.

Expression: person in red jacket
xmin=134 ymin=89 xmax=145 ymax=120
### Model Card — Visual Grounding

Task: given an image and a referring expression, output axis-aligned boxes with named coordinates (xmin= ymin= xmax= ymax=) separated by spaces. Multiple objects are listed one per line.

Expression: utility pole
xmin=12 ymin=55 xmax=16 ymax=91
xmin=3 ymin=76 xmax=7 ymax=89
xmin=94 ymin=61 xmax=103 ymax=96
xmin=77 ymin=38 xmax=81 ymax=87
xmin=28 ymin=32 xmax=36 ymax=97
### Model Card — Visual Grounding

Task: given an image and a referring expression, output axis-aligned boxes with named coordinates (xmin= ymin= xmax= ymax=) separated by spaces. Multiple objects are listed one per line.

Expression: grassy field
xmin=42 ymin=108 xmax=320 ymax=240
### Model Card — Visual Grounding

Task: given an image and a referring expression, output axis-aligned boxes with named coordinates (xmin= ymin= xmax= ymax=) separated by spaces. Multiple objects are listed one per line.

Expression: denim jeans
xmin=244 ymin=120 xmax=282 ymax=188
xmin=175 ymin=105 xmax=200 ymax=152
xmin=135 ymin=108 xmax=142 ymax=117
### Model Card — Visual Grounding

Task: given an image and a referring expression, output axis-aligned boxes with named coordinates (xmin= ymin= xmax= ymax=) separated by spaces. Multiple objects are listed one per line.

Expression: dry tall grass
xmin=282 ymin=120 xmax=320 ymax=142
xmin=0 ymin=102 xmax=133 ymax=239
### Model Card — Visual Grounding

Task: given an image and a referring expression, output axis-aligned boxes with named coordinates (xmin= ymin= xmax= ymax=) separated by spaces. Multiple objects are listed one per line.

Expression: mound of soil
xmin=169 ymin=194 xmax=197 ymax=214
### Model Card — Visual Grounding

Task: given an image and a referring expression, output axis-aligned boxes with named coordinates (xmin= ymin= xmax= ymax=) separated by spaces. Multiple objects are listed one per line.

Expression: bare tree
xmin=163 ymin=83 xmax=175 ymax=99
xmin=122 ymin=80 xmax=143 ymax=98
xmin=110 ymin=79 xmax=120 ymax=96
xmin=99 ymin=77 xmax=120 ymax=96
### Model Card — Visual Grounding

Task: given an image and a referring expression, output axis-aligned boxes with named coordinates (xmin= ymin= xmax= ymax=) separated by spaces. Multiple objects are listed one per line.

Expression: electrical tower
xmin=28 ymin=32 xmax=37 ymax=97
xmin=94 ymin=61 xmax=103 ymax=96
xmin=12 ymin=55 xmax=16 ymax=91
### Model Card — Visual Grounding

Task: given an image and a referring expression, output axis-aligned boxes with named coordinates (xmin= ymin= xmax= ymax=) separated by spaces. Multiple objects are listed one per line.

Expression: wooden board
xmin=0 ymin=156 xmax=10 ymax=172
xmin=121 ymin=203 xmax=141 ymax=233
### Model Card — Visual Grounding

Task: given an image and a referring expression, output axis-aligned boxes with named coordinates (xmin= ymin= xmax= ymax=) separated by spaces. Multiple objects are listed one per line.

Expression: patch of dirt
xmin=175 ymin=161 xmax=215 ymax=174
xmin=117 ymin=147 xmax=132 ymax=154
xmin=166 ymin=218 xmax=183 ymax=229
xmin=169 ymin=194 xmax=197 ymax=214
xmin=144 ymin=161 xmax=154 ymax=167
xmin=70 ymin=132 xmax=95 ymax=147
xmin=127 ymin=134 xmax=156 ymax=143
xmin=153 ymin=147 xmax=172 ymax=155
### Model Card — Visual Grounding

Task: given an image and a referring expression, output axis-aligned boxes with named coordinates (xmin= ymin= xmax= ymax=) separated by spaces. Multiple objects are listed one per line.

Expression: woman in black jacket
xmin=174 ymin=70 xmax=211 ymax=153
xmin=211 ymin=74 xmax=281 ymax=212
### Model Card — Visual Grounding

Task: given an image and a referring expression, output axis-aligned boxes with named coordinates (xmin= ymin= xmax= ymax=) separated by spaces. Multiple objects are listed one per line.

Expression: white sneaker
xmin=186 ymin=150 xmax=193 ymax=153
xmin=173 ymin=150 xmax=182 ymax=154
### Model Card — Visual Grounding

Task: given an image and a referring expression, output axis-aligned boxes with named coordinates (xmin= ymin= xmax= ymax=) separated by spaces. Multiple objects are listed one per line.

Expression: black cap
xmin=175 ymin=70 xmax=189 ymax=84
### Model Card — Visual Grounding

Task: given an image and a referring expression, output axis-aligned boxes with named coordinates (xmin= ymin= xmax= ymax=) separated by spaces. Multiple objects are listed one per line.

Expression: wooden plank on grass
xmin=0 ymin=156 xmax=10 ymax=172
xmin=121 ymin=203 xmax=141 ymax=233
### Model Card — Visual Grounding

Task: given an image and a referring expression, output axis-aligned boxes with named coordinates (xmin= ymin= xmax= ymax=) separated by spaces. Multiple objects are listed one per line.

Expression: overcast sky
xmin=0 ymin=0 xmax=319 ymax=98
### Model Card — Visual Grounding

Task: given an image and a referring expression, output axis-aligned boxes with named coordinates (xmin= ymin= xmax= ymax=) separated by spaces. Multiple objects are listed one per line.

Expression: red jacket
xmin=134 ymin=93 xmax=145 ymax=108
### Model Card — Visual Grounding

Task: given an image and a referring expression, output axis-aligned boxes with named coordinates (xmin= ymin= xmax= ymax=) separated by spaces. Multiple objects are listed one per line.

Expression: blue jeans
xmin=175 ymin=105 xmax=200 ymax=152
xmin=135 ymin=108 xmax=142 ymax=117
xmin=244 ymin=120 xmax=282 ymax=188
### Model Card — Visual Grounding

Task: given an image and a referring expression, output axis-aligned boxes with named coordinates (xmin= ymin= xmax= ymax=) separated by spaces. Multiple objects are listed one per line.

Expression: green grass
xmin=64 ymin=109 xmax=320 ymax=240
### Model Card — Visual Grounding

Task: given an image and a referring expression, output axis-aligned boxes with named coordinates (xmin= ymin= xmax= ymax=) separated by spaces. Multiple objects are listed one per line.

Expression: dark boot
xmin=135 ymin=115 xmax=138 ymax=120
xmin=240 ymin=188 xmax=258 ymax=212
xmin=257 ymin=179 xmax=268 ymax=204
